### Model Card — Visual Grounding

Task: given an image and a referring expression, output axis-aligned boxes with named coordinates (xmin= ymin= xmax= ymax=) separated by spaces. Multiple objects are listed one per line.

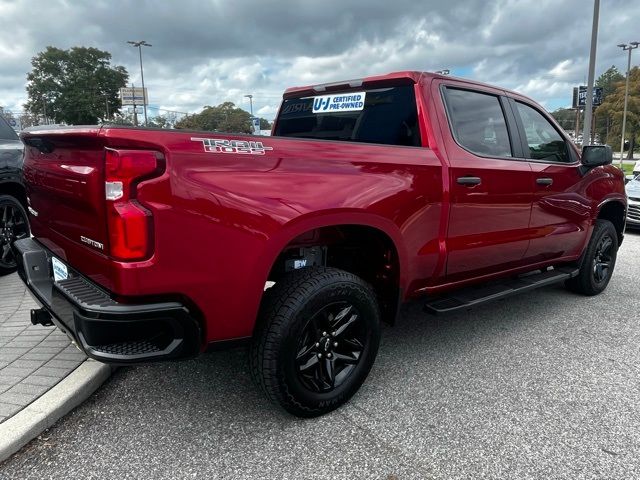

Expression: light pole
xmin=244 ymin=94 xmax=254 ymax=116
xmin=618 ymin=41 xmax=639 ymax=166
xmin=127 ymin=40 xmax=152 ymax=126
xmin=581 ymin=0 xmax=600 ymax=146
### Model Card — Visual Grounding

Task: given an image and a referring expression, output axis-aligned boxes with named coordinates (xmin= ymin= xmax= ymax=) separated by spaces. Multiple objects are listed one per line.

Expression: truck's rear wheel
xmin=565 ymin=219 xmax=618 ymax=296
xmin=0 ymin=195 xmax=30 ymax=276
xmin=250 ymin=267 xmax=381 ymax=417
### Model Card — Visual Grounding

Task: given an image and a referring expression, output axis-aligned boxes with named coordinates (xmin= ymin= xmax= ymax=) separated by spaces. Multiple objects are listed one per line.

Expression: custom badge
xmin=191 ymin=137 xmax=273 ymax=155
xmin=312 ymin=92 xmax=366 ymax=113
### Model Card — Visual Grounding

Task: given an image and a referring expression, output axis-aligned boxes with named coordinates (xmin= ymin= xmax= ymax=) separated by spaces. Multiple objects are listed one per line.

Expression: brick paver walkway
xmin=0 ymin=273 xmax=85 ymax=423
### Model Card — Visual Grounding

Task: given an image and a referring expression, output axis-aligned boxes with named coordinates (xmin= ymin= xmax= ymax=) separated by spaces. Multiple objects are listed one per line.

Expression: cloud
xmin=0 ymin=0 xmax=639 ymax=120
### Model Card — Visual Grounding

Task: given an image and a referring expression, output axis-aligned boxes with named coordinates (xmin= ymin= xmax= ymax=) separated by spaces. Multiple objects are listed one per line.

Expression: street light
xmin=244 ymin=94 xmax=254 ymax=116
xmin=127 ymin=40 xmax=152 ymax=126
xmin=581 ymin=0 xmax=600 ymax=146
xmin=618 ymin=41 xmax=639 ymax=166
xmin=435 ymin=69 xmax=450 ymax=75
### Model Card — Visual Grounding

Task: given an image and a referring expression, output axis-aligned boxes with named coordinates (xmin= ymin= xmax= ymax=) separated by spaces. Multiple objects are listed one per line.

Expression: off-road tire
xmin=565 ymin=219 xmax=618 ymax=296
xmin=250 ymin=267 xmax=381 ymax=417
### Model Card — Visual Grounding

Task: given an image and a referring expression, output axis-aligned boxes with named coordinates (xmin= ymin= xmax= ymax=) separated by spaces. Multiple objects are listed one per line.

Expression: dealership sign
xmin=119 ymin=87 xmax=148 ymax=106
xmin=572 ymin=86 xmax=603 ymax=108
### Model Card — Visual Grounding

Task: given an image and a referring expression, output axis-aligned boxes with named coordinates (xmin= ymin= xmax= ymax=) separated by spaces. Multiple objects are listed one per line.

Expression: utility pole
xmin=617 ymin=41 xmax=639 ymax=166
xmin=127 ymin=40 xmax=152 ymax=126
xmin=104 ymin=94 xmax=110 ymax=121
xmin=131 ymin=83 xmax=138 ymax=127
xmin=581 ymin=0 xmax=600 ymax=146
xmin=244 ymin=94 xmax=254 ymax=116
xmin=41 ymin=98 xmax=47 ymax=125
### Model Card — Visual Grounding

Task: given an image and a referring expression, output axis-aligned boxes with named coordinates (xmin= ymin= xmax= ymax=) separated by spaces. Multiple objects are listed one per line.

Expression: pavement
xmin=0 ymin=272 xmax=111 ymax=460
xmin=0 ymin=231 xmax=639 ymax=479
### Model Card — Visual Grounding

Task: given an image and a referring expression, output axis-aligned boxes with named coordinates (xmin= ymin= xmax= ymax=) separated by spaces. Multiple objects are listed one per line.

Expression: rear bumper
xmin=13 ymin=238 xmax=201 ymax=364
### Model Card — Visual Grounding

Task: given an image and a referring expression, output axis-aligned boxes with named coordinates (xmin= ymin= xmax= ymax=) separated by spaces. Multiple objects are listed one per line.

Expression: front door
xmin=438 ymin=85 xmax=533 ymax=282
xmin=511 ymin=100 xmax=590 ymax=262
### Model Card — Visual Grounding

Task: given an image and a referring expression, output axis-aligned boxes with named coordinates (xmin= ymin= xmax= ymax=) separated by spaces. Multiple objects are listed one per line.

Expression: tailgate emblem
xmin=80 ymin=236 xmax=104 ymax=251
xmin=191 ymin=137 xmax=273 ymax=155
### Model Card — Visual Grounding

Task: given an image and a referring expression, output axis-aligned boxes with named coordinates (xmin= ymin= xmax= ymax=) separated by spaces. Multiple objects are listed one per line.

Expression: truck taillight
xmin=104 ymin=149 xmax=161 ymax=261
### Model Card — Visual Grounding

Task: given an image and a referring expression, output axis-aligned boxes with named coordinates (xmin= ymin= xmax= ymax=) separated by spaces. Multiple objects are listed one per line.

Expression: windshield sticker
xmin=191 ymin=138 xmax=273 ymax=155
xmin=312 ymin=92 xmax=366 ymax=113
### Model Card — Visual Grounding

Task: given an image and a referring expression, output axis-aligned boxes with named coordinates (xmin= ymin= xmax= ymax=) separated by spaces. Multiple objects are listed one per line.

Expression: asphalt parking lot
xmin=1 ymin=231 xmax=639 ymax=480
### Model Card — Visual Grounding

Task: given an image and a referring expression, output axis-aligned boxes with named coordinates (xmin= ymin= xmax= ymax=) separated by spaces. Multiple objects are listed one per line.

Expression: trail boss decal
xmin=312 ymin=92 xmax=366 ymax=113
xmin=191 ymin=137 xmax=273 ymax=155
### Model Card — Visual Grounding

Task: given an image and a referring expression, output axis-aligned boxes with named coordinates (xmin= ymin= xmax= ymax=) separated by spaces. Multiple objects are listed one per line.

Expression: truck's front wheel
xmin=250 ymin=267 xmax=381 ymax=417
xmin=565 ymin=219 xmax=619 ymax=295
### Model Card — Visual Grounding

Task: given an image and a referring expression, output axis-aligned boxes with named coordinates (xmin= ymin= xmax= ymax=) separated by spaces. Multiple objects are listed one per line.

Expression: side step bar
xmin=424 ymin=267 xmax=579 ymax=314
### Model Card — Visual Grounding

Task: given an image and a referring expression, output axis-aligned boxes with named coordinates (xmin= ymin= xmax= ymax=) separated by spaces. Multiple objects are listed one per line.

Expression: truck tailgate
xmin=22 ymin=128 xmax=109 ymax=255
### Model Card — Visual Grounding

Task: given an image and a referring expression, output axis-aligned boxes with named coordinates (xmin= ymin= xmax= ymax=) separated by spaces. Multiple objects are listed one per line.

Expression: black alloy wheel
xmin=251 ymin=267 xmax=381 ymax=417
xmin=592 ymin=234 xmax=613 ymax=284
xmin=0 ymin=195 xmax=30 ymax=275
xmin=565 ymin=219 xmax=618 ymax=296
xmin=295 ymin=302 xmax=366 ymax=393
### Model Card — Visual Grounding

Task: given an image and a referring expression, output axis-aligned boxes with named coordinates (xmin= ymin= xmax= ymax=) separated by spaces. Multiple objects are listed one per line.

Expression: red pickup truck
xmin=14 ymin=71 xmax=626 ymax=417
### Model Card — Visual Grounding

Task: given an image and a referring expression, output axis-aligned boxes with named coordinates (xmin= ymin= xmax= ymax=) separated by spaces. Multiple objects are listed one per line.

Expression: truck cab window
xmin=515 ymin=102 xmax=569 ymax=163
xmin=274 ymin=85 xmax=421 ymax=147
xmin=442 ymin=88 xmax=512 ymax=158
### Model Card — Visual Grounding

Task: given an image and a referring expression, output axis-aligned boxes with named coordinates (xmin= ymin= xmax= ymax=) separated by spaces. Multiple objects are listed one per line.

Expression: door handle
xmin=457 ymin=176 xmax=482 ymax=186
xmin=536 ymin=177 xmax=553 ymax=186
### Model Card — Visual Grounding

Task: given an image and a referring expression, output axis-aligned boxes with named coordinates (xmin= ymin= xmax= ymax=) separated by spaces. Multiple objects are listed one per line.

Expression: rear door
xmin=437 ymin=84 xmax=533 ymax=281
xmin=509 ymin=99 xmax=588 ymax=261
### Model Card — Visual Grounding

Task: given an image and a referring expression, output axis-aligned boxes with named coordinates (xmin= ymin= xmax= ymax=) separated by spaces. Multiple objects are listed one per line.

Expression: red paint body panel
xmin=20 ymin=72 xmax=627 ymax=348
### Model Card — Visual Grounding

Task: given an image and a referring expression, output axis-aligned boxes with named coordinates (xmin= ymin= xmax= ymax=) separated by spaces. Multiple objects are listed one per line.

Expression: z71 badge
xmin=191 ymin=137 xmax=273 ymax=155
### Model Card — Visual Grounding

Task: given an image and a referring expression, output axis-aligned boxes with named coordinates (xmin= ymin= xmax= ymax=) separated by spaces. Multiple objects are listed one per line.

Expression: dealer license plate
xmin=51 ymin=257 xmax=68 ymax=282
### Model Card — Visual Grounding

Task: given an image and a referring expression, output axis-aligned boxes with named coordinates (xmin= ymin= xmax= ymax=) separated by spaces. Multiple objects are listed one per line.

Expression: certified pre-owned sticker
xmin=191 ymin=138 xmax=273 ymax=155
xmin=312 ymin=92 xmax=366 ymax=113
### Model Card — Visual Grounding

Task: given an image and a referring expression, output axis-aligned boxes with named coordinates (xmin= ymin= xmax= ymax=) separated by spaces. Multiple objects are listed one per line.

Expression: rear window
xmin=274 ymin=85 xmax=421 ymax=147
xmin=0 ymin=115 xmax=18 ymax=140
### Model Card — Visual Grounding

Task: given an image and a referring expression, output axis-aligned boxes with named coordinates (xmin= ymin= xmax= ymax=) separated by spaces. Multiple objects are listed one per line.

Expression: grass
xmin=618 ymin=163 xmax=634 ymax=175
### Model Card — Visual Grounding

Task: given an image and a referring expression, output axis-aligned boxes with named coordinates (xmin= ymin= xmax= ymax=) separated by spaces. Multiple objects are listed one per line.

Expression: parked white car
xmin=626 ymin=174 xmax=640 ymax=229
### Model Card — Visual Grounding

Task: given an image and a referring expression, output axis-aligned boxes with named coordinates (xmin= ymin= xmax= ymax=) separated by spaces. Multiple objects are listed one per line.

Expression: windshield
xmin=274 ymin=85 xmax=421 ymax=147
xmin=627 ymin=175 xmax=640 ymax=196
xmin=0 ymin=115 xmax=18 ymax=141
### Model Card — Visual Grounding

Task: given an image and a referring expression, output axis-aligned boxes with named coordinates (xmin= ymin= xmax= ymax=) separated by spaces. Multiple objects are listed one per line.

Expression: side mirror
xmin=581 ymin=145 xmax=612 ymax=167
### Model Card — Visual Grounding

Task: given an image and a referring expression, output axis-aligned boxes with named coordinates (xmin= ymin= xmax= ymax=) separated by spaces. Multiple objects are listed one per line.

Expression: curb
xmin=0 ymin=359 xmax=113 ymax=462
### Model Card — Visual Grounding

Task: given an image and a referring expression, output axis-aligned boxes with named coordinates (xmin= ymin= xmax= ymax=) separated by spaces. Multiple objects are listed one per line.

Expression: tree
xmin=25 ymin=46 xmax=128 ymax=125
xmin=594 ymin=66 xmax=625 ymax=143
xmin=551 ymin=108 xmax=578 ymax=132
xmin=175 ymin=102 xmax=271 ymax=133
xmin=596 ymin=66 xmax=640 ymax=158
xmin=260 ymin=118 xmax=272 ymax=130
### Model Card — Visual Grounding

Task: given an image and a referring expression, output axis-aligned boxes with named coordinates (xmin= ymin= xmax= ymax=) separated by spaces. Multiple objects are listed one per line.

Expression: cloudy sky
xmin=1 ymin=0 xmax=639 ymax=121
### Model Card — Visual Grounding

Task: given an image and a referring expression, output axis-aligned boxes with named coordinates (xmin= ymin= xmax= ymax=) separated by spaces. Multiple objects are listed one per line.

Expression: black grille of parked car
xmin=628 ymin=204 xmax=640 ymax=222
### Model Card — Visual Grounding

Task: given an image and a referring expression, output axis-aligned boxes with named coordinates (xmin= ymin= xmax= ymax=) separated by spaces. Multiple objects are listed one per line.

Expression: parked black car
xmin=0 ymin=115 xmax=29 ymax=276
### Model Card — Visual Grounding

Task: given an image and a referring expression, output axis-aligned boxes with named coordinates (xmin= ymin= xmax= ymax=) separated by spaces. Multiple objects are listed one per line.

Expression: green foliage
xmin=175 ymin=102 xmax=270 ymax=133
xmin=596 ymin=66 xmax=624 ymax=97
xmin=596 ymin=66 xmax=640 ymax=157
xmin=259 ymin=117 xmax=272 ymax=130
xmin=551 ymin=108 xmax=577 ymax=132
xmin=25 ymin=46 xmax=128 ymax=125
xmin=594 ymin=66 xmax=626 ymax=144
